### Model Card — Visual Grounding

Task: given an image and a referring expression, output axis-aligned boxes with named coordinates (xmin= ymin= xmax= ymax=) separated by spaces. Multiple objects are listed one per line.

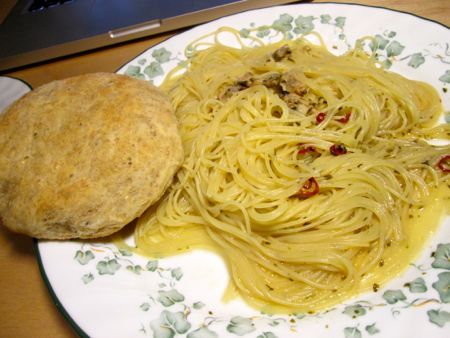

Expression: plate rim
xmin=34 ymin=238 xmax=89 ymax=338
xmin=33 ymin=2 xmax=450 ymax=337
xmin=112 ymin=1 xmax=449 ymax=74
xmin=0 ymin=75 xmax=33 ymax=91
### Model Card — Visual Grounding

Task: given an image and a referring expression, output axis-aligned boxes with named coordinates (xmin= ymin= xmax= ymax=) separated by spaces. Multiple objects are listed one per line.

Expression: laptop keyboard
xmin=29 ymin=0 xmax=75 ymax=12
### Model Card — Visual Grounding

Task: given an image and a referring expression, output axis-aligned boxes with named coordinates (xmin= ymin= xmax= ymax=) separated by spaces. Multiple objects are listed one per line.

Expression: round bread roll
xmin=0 ymin=73 xmax=184 ymax=239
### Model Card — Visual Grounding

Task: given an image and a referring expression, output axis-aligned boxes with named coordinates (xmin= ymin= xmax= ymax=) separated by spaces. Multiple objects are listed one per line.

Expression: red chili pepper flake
xmin=437 ymin=155 xmax=450 ymax=172
xmin=292 ymin=177 xmax=319 ymax=198
xmin=298 ymin=145 xmax=316 ymax=155
xmin=316 ymin=112 xmax=326 ymax=124
xmin=330 ymin=143 xmax=347 ymax=156
xmin=337 ymin=111 xmax=351 ymax=123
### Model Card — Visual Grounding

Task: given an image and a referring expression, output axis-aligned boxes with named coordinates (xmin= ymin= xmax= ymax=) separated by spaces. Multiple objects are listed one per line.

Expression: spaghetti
xmin=134 ymin=28 xmax=450 ymax=313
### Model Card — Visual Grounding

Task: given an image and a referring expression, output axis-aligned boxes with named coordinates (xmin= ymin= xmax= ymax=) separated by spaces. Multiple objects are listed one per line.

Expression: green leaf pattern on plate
xmin=192 ymin=301 xmax=205 ymax=310
xmin=119 ymin=249 xmax=133 ymax=257
xmin=226 ymin=317 xmax=256 ymax=336
xmin=81 ymin=272 xmax=94 ymax=284
xmin=144 ymin=62 xmax=164 ymax=79
xmin=427 ymin=309 xmax=450 ymax=327
xmin=150 ymin=310 xmax=191 ymax=338
xmin=239 ymin=28 xmax=251 ymax=38
xmin=74 ymin=250 xmax=94 ymax=265
xmin=152 ymin=48 xmax=172 ymax=63
xmin=432 ymin=272 xmax=450 ymax=303
xmin=187 ymin=327 xmax=219 ymax=338
xmin=257 ymin=332 xmax=278 ymax=338
xmin=255 ymin=25 xmax=271 ymax=38
xmin=432 ymin=244 xmax=450 ymax=269
xmin=408 ymin=53 xmax=426 ymax=68
xmin=157 ymin=289 xmax=185 ymax=307
xmin=404 ymin=277 xmax=428 ymax=293
xmin=371 ymin=35 xmax=389 ymax=51
xmin=140 ymin=302 xmax=151 ymax=311
xmin=124 ymin=64 xmax=145 ymax=80
xmin=146 ymin=260 xmax=159 ymax=272
xmin=294 ymin=16 xmax=315 ymax=35
xmin=96 ymin=259 xmax=121 ymax=275
xmin=272 ymin=14 xmax=294 ymax=33
xmin=382 ymin=290 xmax=407 ymax=304
xmin=171 ymin=267 xmax=183 ymax=281
xmin=126 ymin=264 xmax=143 ymax=275
xmin=334 ymin=16 xmax=346 ymax=29
xmin=365 ymin=323 xmax=380 ymax=335
xmin=343 ymin=304 xmax=367 ymax=318
xmin=386 ymin=41 xmax=405 ymax=57
xmin=320 ymin=14 xmax=332 ymax=24
xmin=343 ymin=327 xmax=362 ymax=338
xmin=439 ymin=70 xmax=450 ymax=83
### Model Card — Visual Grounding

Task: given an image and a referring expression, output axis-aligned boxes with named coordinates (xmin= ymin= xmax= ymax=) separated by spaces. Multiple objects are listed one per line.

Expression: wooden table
xmin=0 ymin=1 xmax=448 ymax=337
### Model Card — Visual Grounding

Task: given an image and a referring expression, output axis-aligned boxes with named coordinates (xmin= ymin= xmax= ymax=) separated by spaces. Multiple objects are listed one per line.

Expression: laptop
xmin=0 ymin=0 xmax=301 ymax=72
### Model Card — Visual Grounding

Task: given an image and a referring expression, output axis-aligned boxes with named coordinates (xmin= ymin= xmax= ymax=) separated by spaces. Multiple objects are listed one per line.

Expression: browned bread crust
xmin=0 ymin=73 xmax=183 ymax=239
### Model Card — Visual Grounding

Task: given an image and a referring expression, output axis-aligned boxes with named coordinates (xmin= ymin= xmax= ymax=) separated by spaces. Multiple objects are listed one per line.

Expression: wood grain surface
xmin=0 ymin=1 xmax=448 ymax=337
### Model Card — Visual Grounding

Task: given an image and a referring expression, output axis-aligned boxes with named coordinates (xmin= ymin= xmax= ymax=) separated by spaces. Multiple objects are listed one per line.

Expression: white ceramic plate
xmin=0 ymin=76 xmax=31 ymax=112
xmin=35 ymin=3 xmax=450 ymax=338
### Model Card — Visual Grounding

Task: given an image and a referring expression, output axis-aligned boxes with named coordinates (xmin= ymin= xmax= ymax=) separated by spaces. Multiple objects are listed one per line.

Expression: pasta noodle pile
xmin=135 ymin=28 xmax=450 ymax=313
